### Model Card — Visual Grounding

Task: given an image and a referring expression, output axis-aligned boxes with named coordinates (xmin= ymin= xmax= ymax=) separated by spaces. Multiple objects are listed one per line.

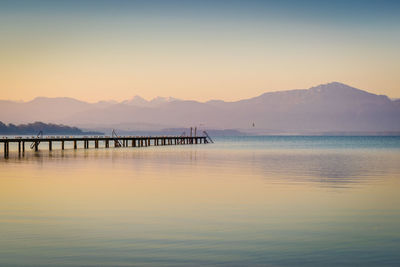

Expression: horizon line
xmin=1 ymin=82 xmax=396 ymax=104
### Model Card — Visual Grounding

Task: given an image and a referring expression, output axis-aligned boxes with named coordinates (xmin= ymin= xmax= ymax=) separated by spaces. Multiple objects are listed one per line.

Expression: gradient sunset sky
xmin=1 ymin=0 xmax=399 ymax=102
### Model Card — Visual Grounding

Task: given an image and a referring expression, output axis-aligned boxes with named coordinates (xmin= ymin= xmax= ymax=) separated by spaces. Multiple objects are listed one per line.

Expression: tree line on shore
xmin=0 ymin=121 xmax=103 ymax=135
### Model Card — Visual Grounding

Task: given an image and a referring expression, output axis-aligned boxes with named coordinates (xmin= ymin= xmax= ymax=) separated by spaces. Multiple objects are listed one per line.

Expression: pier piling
xmin=1 ymin=135 xmax=209 ymax=157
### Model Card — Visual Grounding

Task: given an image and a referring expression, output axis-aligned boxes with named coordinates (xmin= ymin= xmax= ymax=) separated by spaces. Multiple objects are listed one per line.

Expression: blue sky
xmin=1 ymin=0 xmax=399 ymax=101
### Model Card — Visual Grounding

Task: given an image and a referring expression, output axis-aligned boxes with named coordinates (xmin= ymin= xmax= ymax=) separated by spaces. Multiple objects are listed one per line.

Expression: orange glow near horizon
xmin=2 ymin=49 xmax=399 ymax=103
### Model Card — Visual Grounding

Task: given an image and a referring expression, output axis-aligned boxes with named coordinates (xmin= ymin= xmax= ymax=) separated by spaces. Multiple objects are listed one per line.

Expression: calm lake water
xmin=1 ymin=136 xmax=400 ymax=266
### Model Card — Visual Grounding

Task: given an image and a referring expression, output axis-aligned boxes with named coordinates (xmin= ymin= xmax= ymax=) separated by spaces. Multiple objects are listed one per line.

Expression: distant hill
xmin=0 ymin=82 xmax=399 ymax=134
xmin=122 ymin=96 xmax=181 ymax=107
xmin=0 ymin=121 xmax=103 ymax=135
xmin=161 ymin=128 xmax=244 ymax=136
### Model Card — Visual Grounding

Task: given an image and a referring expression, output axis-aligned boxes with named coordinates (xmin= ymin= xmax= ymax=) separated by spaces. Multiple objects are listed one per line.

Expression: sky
xmin=0 ymin=0 xmax=399 ymax=102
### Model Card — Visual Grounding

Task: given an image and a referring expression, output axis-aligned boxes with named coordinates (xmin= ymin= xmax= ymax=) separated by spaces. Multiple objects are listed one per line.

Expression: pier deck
xmin=0 ymin=135 xmax=209 ymax=158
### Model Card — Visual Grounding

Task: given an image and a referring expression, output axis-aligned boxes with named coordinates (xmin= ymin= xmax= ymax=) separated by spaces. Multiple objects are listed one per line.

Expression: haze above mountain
xmin=1 ymin=82 xmax=399 ymax=133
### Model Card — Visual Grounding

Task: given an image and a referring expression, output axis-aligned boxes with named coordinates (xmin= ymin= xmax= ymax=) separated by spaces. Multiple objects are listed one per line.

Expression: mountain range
xmin=1 ymin=82 xmax=399 ymax=134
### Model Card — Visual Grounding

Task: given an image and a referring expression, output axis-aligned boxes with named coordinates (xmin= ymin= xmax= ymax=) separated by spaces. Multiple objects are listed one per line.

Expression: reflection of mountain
xmin=1 ymin=82 xmax=399 ymax=133
xmin=249 ymin=151 xmax=396 ymax=188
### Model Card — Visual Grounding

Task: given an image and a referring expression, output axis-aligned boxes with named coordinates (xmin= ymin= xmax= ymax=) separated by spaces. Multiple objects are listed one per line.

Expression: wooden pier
xmin=0 ymin=135 xmax=209 ymax=158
